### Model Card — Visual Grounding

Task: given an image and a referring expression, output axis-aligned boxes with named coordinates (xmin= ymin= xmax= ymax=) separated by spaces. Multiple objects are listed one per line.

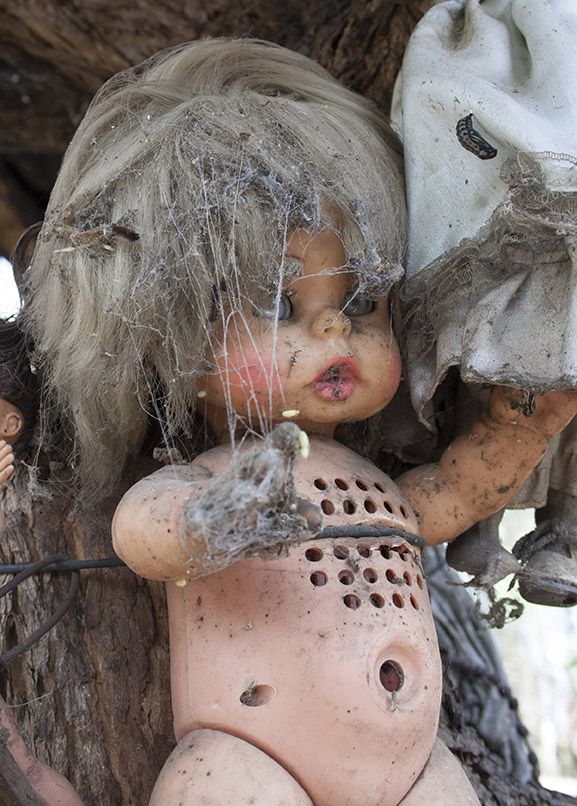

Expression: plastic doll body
xmin=142 ymin=435 xmax=476 ymax=806
xmin=113 ymin=227 xmax=577 ymax=804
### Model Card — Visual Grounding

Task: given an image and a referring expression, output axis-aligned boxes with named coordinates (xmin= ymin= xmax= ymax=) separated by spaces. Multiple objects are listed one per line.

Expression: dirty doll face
xmin=198 ymin=228 xmax=402 ymax=440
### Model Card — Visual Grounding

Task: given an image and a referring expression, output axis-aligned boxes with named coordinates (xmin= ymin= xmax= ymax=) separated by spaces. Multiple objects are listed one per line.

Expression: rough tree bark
xmin=0 ymin=3 xmax=430 ymax=804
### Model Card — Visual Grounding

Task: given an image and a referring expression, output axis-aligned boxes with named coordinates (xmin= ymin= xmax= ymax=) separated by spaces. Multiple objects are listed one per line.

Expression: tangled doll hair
xmin=22 ymin=37 xmax=407 ymax=501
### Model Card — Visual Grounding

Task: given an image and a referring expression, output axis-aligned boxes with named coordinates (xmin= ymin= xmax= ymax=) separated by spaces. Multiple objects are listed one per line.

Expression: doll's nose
xmin=311 ymin=307 xmax=352 ymax=339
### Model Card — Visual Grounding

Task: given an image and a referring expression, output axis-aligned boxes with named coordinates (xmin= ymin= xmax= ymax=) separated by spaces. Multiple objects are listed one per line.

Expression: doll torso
xmin=166 ymin=437 xmax=442 ymax=806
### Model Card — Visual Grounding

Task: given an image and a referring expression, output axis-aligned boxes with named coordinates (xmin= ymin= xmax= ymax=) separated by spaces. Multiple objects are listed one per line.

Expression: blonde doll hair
xmin=23 ymin=38 xmax=406 ymax=500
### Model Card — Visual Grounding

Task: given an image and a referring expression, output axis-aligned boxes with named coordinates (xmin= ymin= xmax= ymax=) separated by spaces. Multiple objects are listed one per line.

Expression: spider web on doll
xmin=21 ymin=38 xmax=407 ymax=506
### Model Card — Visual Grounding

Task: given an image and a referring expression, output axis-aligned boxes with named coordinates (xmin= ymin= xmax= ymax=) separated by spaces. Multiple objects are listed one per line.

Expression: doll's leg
xmin=149 ymin=729 xmax=314 ymax=805
xmin=514 ymin=417 xmax=577 ymax=607
xmin=398 ymin=739 xmax=480 ymax=806
xmin=445 ymin=511 xmax=520 ymax=589
xmin=514 ymin=488 xmax=577 ymax=607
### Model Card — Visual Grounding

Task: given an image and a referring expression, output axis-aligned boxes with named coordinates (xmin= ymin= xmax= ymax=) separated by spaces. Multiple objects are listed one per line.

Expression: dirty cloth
xmin=391 ymin=0 xmax=577 ymax=425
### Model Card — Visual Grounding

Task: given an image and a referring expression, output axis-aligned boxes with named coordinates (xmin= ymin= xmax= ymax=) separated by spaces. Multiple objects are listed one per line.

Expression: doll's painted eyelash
xmin=456 ymin=114 xmax=497 ymax=160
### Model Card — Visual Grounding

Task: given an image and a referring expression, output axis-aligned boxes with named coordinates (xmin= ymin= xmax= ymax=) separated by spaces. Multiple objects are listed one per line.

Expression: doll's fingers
xmin=0 ymin=463 xmax=14 ymax=485
xmin=296 ymin=498 xmax=323 ymax=532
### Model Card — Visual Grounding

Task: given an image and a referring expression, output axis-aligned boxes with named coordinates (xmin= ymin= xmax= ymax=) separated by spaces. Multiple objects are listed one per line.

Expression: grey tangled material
xmin=182 ymin=422 xmax=322 ymax=573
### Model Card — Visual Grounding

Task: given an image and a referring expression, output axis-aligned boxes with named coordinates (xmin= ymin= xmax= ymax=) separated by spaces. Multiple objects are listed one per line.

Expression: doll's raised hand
xmin=397 ymin=386 xmax=577 ymax=546
xmin=0 ymin=440 xmax=15 ymax=486
xmin=113 ymin=423 xmax=322 ymax=581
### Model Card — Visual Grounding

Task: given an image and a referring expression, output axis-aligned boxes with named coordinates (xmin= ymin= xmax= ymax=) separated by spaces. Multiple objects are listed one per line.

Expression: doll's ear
xmin=0 ymin=401 xmax=24 ymax=445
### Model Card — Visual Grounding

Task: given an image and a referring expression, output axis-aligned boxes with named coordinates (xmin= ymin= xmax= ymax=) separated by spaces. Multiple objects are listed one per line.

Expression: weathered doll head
xmin=22 ymin=38 xmax=406 ymax=499
xmin=198 ymin=226 xmax=403 ymax=442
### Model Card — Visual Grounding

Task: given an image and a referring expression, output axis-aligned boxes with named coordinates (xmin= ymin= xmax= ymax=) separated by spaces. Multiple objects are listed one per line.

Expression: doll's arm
xmin=112 ymin=463 xmax=214 ymax=580
xmin=0 ymin=696 xmax=84 ymax=806
xmin=397 ymin=387 xmax=577 ymax=546
xmin=113 ymin=423 xmax=321 ymax=581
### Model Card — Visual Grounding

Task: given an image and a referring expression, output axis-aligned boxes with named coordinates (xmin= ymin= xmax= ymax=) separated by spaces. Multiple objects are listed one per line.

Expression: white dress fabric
xmin=391 ymin=0 xmax=577 ymax=425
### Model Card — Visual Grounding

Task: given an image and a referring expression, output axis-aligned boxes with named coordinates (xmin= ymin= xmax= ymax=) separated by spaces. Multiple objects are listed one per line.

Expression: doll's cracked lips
xmin=310 ymin=357 xmax=360 ymax=401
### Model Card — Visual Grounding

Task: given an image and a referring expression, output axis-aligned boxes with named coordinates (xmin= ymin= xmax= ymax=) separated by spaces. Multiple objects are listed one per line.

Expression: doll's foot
xmin=445 ymin=511 xmax=520 ymax=588
xmin=513 ymin=522 xmax=577 ymax=607
xmin=513 ymin=489 xmax=577 ymax=607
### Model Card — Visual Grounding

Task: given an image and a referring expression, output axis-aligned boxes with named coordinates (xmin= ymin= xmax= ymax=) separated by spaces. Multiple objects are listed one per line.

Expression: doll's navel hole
xmin=364 ymin=499 xmax=376 ymax=513
xmin=370 ymin=593 xmax=384 ymax=608
xmin=363 ymin=568 xmax=378 ymax=583
xmin=379 ymin=660 xmax=404 ymax=692
xmin=338 ymin=570 xmax=354 ymax=585
xmin=314 ymin=478 xmax=328 ymax=490
xmin=343 ymin=499 xmax=356 ymax=514
xmin=305 ymin=547 xmax=323 ymax=562
xmin=239 ymin=684 xmax=276 ymax=707
xmin=333 ymin=545 xmax=349 ymax=559
xmin=335 ymin=478 xmax=349 ymax=490
xmin=343 ymin=594 xmax=360 ymax=609
xmin=310 ymin=571 xmax=327 ymax=586
xmin=321 ymin=499 xmax=335 ymax=515
xmin=392 ymin=593 xmax=404 ymax=608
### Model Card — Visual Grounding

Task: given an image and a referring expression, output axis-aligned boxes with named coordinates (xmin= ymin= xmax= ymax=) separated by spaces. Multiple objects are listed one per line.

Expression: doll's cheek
xmin=223 ymin=351 xmax=280 ymax=398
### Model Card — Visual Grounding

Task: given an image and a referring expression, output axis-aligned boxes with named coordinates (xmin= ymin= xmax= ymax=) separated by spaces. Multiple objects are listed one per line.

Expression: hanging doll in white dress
xmin=392 ymin=0 xmax=577 ymax=606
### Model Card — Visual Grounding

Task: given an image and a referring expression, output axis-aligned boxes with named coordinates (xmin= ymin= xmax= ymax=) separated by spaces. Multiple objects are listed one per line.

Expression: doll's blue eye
xmin=254 ymin=294 xmax=293 ymax=321
xmin=342 ymin=292 xmax=375 ymax=317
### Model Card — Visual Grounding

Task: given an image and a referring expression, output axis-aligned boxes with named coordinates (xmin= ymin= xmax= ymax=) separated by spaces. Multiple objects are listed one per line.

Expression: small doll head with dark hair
xmin=0 ymin=320 xmax=38 ymax=493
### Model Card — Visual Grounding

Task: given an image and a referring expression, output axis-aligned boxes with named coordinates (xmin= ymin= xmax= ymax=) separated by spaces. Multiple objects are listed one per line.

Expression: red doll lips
xmin=310 ymin=358 xmax=361 ymax=401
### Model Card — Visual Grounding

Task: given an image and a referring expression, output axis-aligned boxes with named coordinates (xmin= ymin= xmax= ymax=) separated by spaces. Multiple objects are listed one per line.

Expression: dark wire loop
xmin=0 ymin=557 xmax=126 ymax=575
xmin=0 ymin=554 xmax=80 ymax=668
xmin=0 ymin=528 xmax=425 ymax=577
xmin=0 ymin=528 xmax=425 ymax=663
